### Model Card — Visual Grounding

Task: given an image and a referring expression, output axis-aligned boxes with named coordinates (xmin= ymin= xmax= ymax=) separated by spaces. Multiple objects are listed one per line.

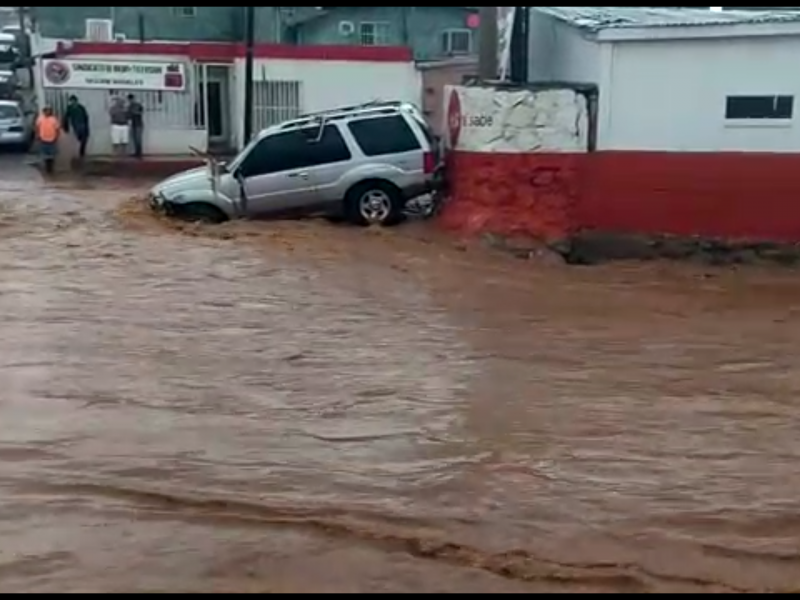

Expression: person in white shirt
xmin=108 ymin=95 xmax=129 ymax=156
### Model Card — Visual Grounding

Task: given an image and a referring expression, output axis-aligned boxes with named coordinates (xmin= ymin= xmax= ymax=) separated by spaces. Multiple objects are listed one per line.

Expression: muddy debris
xmin=481 ymin=233 xmax=567 ymax=266
xmin=564 ymin=231 xmax=800 ymax=267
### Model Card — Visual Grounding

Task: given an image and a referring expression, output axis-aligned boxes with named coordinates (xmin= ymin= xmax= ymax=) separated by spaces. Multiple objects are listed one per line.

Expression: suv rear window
xmin=348 ymin=115 xmax=421 ymax=157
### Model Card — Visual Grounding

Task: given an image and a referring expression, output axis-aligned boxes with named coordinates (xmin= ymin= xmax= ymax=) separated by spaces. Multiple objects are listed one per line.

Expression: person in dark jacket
xmin=126 ymin=93 xmax=144 ymax=159
xmin=62 ymin=95 xmax=90 ymax=160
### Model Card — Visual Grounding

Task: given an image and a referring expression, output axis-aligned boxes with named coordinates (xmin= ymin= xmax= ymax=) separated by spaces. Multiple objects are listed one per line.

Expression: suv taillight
xmin=423 ymin=151 xmax=436 ymax=175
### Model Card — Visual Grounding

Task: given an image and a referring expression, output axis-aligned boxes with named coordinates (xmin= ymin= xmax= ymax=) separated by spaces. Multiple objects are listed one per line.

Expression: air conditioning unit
xmin=338 ymin=20 xmax=355 ymax=36
xmin=85 ymin=18 xmax=113 ymax=42
xmin=114 ymin=33 xmax=127 ymax=42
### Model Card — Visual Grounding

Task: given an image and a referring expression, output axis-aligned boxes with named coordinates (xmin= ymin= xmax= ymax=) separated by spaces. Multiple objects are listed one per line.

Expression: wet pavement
xmin=1 ymin=152 xmax=800 ymax=593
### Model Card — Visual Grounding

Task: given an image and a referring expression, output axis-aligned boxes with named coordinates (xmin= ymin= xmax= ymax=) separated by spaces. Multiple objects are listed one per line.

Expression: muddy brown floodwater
xmin=1 ymin=155 xmax=800 ymax=593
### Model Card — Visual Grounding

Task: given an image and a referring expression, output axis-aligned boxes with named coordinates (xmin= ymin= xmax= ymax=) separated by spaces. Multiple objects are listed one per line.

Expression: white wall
xmin=35 ymin=50 xmax=207 ymax=156
xmin=232 ymin=58 xmax=422 ymax=149
xmin=527 ymin=12 xmax=608 ymax=148
xmin=34 ymin=45 xmax=422 ymax=154
xmin=603 ymin=35 xmax=800 ymax=152
xmin=444 ymin=85 xmax=588 ymax=153
xmin=528 ymin=12 xmax=602 ymax=84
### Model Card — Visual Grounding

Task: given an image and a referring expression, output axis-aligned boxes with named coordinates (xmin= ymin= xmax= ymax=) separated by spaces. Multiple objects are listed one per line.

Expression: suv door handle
xmin=288 ymin=171 xmax=309 ymax=180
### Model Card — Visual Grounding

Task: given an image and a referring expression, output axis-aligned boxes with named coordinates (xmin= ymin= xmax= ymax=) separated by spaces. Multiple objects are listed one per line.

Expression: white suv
xmin=150 ymin=101 xmax=441 ymax=226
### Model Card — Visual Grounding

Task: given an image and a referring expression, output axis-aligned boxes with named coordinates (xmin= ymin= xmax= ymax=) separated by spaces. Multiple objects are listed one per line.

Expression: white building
xmin=31 ymin=35 xmax=421 ymax=156
xmin=528 ymin=7 xmax=800 ymax=152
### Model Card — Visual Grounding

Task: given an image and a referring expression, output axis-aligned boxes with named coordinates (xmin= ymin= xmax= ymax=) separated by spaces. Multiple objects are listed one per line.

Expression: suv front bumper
xmin=149 ymin=192 xmax=177 ymax=216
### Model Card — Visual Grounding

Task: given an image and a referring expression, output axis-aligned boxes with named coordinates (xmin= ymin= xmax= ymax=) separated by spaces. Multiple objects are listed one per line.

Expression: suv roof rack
xmin=296 ymin=100 xmax=406 ymax=121
xmin=277 ymin=100 xmax=411 ymax=135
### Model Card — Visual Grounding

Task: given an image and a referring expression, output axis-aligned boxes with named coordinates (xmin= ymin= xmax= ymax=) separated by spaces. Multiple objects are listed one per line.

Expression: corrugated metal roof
xmin=535 ymin=6 xmax=800 ymax=31
xmin=287 ymin=6 xmax=478 ymax=27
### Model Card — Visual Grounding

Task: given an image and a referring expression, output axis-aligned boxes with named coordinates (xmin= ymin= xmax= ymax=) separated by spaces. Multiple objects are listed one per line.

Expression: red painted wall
xmin=580 ymin=152 xmax=800 ymax=242
xmin=442 ymin=150 xmax=800 ymax=243
xmin=441 ymin=151 xmax=582 ymax=241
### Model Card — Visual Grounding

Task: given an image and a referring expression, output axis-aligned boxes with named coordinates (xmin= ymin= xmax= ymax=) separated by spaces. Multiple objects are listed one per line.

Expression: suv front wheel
xmin=345 ymin=181 xmax=404 ymax=227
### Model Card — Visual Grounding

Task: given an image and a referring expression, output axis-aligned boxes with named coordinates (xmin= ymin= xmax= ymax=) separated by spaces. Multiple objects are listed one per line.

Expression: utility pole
xmin=478 ymin=6 xmax=498 ymax=82
xmin=243 ymin=6 xmax=255 ymax=145
xmin=509 ymin=6 xmax=529 ymax=83
xmin=137 ymin=10 xmax=146 ymax=43
xmin=400 ymin=7 xmax=410 ymax=47
xmin=16 ymin=6 xmax=25 ymax=32
xmin=16 ymin=7 xmax=33 ymax=89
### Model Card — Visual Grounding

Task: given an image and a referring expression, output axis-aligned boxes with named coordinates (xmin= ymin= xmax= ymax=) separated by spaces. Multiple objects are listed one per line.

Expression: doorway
xmin=196 ymin=64 xmax=232 ymax=152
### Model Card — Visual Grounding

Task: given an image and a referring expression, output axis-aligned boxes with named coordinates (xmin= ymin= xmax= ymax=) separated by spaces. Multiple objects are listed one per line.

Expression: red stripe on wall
xmin=443 ymin=150 xmax=800 ymax=243
xmin=59 ymin=41 xmax=413 ymax=63
xmin=581 ymin=151 xmax=800 ymax=242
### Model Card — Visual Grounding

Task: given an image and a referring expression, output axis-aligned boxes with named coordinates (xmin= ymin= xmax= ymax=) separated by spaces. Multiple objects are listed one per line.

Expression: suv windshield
xmin=229 ymin=134 xmax=262 ymax=172
xmin=0 ymin=104 xmax=20 ymax=119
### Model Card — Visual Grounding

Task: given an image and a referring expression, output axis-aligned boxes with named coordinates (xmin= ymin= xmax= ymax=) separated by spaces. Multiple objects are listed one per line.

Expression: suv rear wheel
xmin=345 ymin=181 xmax=404 ymax=227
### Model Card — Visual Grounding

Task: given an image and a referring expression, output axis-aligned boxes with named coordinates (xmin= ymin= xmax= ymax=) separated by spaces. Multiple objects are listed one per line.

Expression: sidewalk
xmin=33 ymin=136 xmax=211 ymax=179
xmin=80 ymin=155 xmax=207 ymax=178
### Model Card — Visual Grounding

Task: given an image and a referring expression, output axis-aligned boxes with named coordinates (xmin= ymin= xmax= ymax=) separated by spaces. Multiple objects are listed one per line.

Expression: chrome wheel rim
xmin=358 ymin=190 xmax=391 ymax=224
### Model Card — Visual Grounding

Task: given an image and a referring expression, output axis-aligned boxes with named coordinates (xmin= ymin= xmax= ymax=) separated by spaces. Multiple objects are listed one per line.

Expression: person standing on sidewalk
xmin=127 ymin=93 xmax=144 ymax=159
xmin=35 ymin=106 xmax=60 ymax=175
xmin=62 ymin=95 xmax=90 ymax=163
xmin=109 ymin=94 xmax=129 ymax=157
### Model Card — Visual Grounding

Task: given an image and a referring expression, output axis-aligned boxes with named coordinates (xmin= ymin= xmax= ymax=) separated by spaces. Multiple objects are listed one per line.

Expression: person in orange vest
xmin=35 ymin=105 xmax=61 ymax=175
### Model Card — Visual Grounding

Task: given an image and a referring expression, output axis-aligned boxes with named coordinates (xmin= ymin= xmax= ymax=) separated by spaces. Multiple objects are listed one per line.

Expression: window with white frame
xmin=441 ymin=29 xmax=473 ymax=55
xmin=359 ymin=21 xmax=390 ymax=46
xmin=725 ymin=95 xmax=794 ymax=121
xmin=172 ymin=7 xmax=197 ymax=18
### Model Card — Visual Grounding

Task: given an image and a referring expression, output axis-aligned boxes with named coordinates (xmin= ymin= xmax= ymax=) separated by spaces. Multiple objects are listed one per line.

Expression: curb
xmin=79 ymin=158 xmax=205 ymax=178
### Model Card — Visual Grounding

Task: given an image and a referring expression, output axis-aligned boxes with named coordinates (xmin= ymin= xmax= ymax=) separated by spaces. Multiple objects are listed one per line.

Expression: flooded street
xmin=1 ymin=153 xmax=800 ymax=593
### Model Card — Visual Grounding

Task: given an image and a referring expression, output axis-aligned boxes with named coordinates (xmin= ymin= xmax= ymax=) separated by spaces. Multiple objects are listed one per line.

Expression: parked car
xmin=0 ymin=99 xmax=31 ymax=151
xmin=0 ymin=31 xmax=16 ymax=61
xmin=149 ymin=101 xmax=442 ymax=226
xmin=1 ymin=25 xmax=25 ymax=36
xmin=0 ymin=69 xmax=17 ymax=99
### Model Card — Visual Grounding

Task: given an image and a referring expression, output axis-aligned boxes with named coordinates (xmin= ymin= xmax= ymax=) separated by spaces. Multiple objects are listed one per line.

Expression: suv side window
xmin=238 ymin=125 xmax=351 ymax=178
xmin=347 ymin=115 xmax=421 ymax=157
xmin=308 ymin=123 xmax=352 ymax=165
